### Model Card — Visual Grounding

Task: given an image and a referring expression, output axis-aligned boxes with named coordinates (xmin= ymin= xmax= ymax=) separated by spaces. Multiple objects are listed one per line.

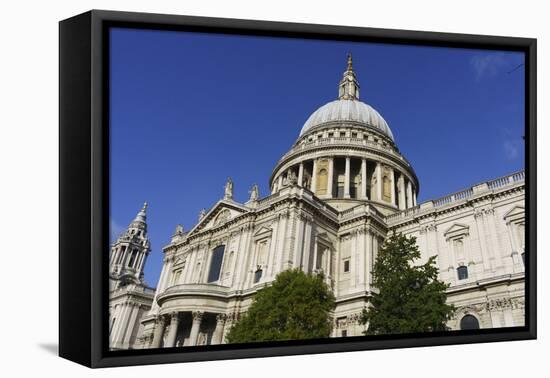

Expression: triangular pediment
xmin=173 ymin=257 xmax=187 ymax=267
xmin=503 ymin=205 xmax=525 ymax=220
xmin=187 ymin=200 xmax=250 ymax=236
xmin=443 ymin=223 xmax=470 ymax=239
xmin=253 ymin=226 xmax=273 ymax=237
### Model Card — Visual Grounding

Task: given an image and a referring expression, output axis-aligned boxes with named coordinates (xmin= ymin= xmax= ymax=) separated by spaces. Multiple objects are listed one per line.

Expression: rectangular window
xmin=328 ymin=132 xmax=334 ymax=138
xmin=207 ymin=245 xmax=225 ymax=283
xmin=457 ymin=266 xmax=468 ymax=280
xmin=254 ymin=269 xmax=263 ymax=283
xmin=343 ymin=259 xmax=350 ymax=273
xmin=351 ymin=132 xmax=357 ymax=138
xmin=341 ymin=330 xmax=347 ymax=337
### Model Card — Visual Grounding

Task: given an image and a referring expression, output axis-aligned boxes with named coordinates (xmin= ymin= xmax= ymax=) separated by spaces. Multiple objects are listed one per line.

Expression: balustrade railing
xmin=386 ymin=170 xmax=524 ymax=224
xmin=487 ymin=170 xmax=525 ymax=190
xmin=277 ymin=136 xmax=409 ymax=165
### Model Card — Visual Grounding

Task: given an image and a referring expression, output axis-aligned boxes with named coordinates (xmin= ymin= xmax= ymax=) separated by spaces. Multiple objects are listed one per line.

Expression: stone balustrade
xmin=385 ymin=170 xmax=525 ymax=224
xmin=276 ymin=136 xmax=412 ymax=168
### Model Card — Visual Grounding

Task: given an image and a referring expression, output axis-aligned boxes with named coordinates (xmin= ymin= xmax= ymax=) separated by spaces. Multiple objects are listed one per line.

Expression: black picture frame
xmin=59 ymin=9 xmax=537 ymax=368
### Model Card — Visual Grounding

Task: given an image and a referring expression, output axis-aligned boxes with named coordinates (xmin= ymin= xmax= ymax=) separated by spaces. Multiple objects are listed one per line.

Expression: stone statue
xmin=174 ymin=224 xmax=184 ymax=235
xmin=303 ymin=172 xmax=312 ymax=189
xmin=224 ymin=177 xmax=233 ymax=199
xmin=288 ymin=170 xmax=298 ymax=185
xmin=199 ymin=208 xmax=206 ymax=221
xmin=249 ymin=183 xmax=259 ymax=202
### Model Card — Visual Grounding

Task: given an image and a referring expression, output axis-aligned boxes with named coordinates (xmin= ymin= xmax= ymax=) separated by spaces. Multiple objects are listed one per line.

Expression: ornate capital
xmin=156 ymin=315 xmax=167 ymax=326
xmin=427 ymin=223 xmax=437 ymax=232
xmin=486 ymin=297 xmax=514 ymax=311
xmin=192 ymin=311 xmax=204 ymax=322
xmin=216 ymin=313 xmax=227 ymax=324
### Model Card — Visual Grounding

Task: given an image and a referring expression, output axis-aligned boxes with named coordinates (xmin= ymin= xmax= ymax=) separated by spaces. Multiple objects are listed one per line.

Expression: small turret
xmin=338 ymin=53 xmax=360 ymax=100
xmin=109 ymin=202 xmax=151 ymax=289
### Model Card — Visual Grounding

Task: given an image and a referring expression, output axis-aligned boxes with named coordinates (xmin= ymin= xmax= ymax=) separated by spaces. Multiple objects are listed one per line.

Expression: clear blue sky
xmin=109 ymin=27 xmax=525 ymax=287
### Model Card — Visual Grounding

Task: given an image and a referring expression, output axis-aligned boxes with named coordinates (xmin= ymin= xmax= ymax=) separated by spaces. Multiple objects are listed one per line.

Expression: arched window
xmin=207 ymin=245 xmax=225 ymax=283
xmin=457 ymin=266 xmax=468 ymax=280
xmin=460 ymin=314 xmax=480 ymax=330
xmin=254 ymin=268 xmax=263 ymax=283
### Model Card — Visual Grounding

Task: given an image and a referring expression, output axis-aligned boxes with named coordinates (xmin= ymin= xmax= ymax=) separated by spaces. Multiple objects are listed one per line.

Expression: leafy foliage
xmin=226 ymin=269 xmax=336 ymax=343
xmin=362 ymin=233 xmax=455 ymax=335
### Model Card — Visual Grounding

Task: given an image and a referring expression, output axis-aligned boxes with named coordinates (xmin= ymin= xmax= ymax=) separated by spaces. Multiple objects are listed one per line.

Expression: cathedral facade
xmin=109 ymin=56 xmax=525 ymax=350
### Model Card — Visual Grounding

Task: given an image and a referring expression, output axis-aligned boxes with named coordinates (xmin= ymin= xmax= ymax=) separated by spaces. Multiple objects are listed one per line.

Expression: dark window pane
xmin=344 ymin=260 xmax=350 ymax=273
xmin=207 ymin=245 xmax=225 ymax=283
xmin=457 ymin=266 xmax=468 ymax=280
xmin=341 ymin=330 xmax=347 ymax=337
xmin=254 ymin=269 xmax=263 ymax=283
xmin=460 ymin=315 xmax=480 ymax=330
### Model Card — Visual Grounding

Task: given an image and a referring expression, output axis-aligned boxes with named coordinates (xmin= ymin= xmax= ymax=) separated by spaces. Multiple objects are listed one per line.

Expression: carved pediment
xmin=253 ymin=226 xmax=273 ymax=239
xmin=187 ymin=200 xmax=250 ymax=236
xmin=443 ymin=223 xmax=470 ymax=240
xmin=173 ymin=257 xmax=187 ymax=267
xmin=503 ymin=205 xmax=525 ymax=224
xmin=315 ymin=232 xmax=333 ymax=246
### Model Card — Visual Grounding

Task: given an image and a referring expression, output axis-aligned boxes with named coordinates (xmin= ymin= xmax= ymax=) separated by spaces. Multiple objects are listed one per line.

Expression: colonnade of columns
xmin=273 ymin=156 xmax=417 ymax=209
xmin=110 ymin=244 xmax=148 ymax=274
xmin=150 ymin=311 xmax=229 ymax=348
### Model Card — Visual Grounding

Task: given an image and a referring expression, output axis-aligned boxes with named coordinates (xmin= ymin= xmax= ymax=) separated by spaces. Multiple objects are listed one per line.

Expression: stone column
xmin=302 ymin=218 xmax=313 ymax=272
xmin=365 ymin=231 xmax=373 ymax=288
xmin=311 ymin=159 xmax=317 ymax=193
xmin=327 ymin=157 xmax=334 ymax=198
xmin=398 ymin=174 xmax=406 ymax=210
xmin=413 ymin=189 xmax=417 ymax=206
xmin=278 ymin=175 xmax=283 ymax=190
xmin=111 ymin=302 xmax=131 ymax=347
xmin=390 ymin=168 xmax=396 ymax=206
xmin=164 ymin=312 xmax=180 ymax=348
xmin=344 ymin=157 xmax=351 ymax=198
xmin=376 ymin=162 xmax=382 ymax=201
xmin=212 ymin=314 xmax=227 ymax=345
xmin=406 ymin=180 xmax=413 ymax=208
xmin=361 ymin=159 xmax=367 ymax=199
xmin=188 ymin=311 xmax=204 ymax=346
xmin=298 ymin=163 xmax=304 ymax=187
xmin=222 ymin=314 xmax=235 ymax=344
xmin=122 ymin=304 xmax=140 ymax=348
xmin=151 ymin=315 xmax=167 ymax=348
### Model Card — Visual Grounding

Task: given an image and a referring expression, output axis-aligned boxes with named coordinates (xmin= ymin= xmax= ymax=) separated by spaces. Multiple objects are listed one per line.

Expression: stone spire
xmin=338 ymin=53 xmax=360 ymax=100
xmin=109 ymin=202 xmax=151 ymax=288
xmin=134 ymin=202 xmax=147 ymax=223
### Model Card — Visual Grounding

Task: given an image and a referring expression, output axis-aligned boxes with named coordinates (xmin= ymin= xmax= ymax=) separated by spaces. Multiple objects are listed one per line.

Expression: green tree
xmin=361 ymin=232 xmax=455 ymax=335
xmin=226 ymin=269 xmax=336 ymax=343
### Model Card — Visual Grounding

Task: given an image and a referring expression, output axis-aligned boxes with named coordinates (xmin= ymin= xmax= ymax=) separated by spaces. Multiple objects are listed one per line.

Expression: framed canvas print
xmin=59 ymin=10 xmax=536 ymax=368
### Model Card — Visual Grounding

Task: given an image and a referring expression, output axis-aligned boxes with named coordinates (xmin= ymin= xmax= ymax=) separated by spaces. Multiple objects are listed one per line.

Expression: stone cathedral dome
xmin=299 ymin=55 xmax=393 ymax=140
xmin=300 ymin=100 xmax=393 ymax=140
xmin=270 ymin=54 xmax=419 ymax=213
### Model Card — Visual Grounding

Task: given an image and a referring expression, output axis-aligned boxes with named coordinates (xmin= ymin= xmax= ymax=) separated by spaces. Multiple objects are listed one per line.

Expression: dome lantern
xmin=338 ymin=53 xmax=360 ymax=100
